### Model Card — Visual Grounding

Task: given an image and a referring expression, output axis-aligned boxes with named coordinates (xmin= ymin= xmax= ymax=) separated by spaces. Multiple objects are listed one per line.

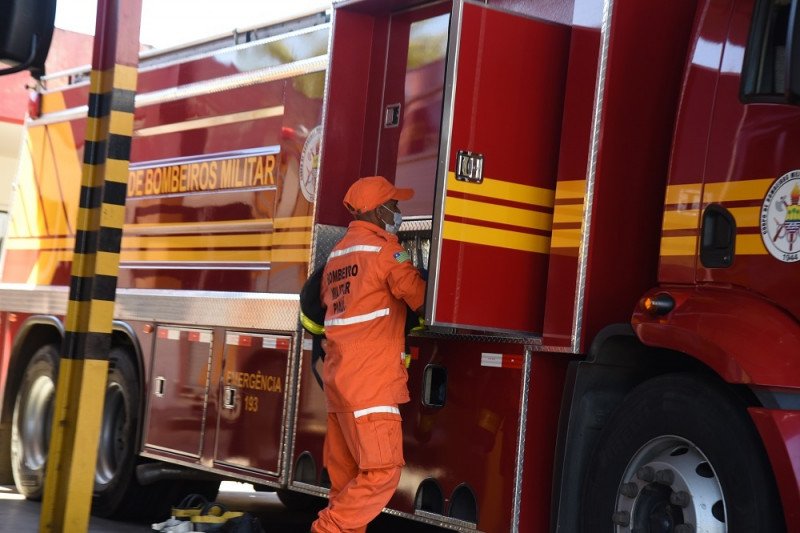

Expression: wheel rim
xmin=612 ymin=436 xmax=726 ymax=533
xmin=19 ymin=375 xmax=55 ymax=470
xmin=96 ymin=381 xmax=128 ymax=486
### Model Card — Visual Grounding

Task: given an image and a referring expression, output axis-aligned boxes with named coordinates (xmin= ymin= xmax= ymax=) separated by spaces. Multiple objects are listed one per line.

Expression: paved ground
xmin=0 ymin=482 xmax=451 ymax=532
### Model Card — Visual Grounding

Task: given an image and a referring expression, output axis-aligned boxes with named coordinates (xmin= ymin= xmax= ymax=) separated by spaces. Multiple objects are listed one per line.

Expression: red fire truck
xmin=1 ymin=0 xmax=800 ymax=531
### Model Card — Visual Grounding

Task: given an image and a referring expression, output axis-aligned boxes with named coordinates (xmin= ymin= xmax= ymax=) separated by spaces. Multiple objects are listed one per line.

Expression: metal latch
xmin=456 ymin=150 xmax=484 ymax=183
xmin=223 ymin=386 xmax=236 ymax=409
xmin=154 ymin=376 xmax=166 ymax=397
xmin=385 ymin=103 xmax=401 ymax=127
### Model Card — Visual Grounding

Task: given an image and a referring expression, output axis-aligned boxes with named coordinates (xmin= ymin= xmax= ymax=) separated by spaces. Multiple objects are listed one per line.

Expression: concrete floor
xmin=0 ymin=482 xmax=291 ymax=533
xmin=0 ymin=482 xmax=451 ymax=532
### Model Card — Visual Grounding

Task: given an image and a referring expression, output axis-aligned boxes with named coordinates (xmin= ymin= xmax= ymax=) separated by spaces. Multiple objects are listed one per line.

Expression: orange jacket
xmin=320 ymin=221 xmax=426 ymax=412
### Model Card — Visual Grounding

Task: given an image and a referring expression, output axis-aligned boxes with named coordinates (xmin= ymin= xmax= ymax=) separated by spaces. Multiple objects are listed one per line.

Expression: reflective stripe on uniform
xmin=353 ymin=405 xmax=400 ymax=418
xmin=325 ymin=307 xmax=390 ymax=327
xmin=329 ymin=245 xmax=382 ymax=258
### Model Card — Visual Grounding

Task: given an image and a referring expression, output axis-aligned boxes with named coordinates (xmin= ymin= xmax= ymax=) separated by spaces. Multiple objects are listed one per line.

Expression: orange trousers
xmin=310 ymin=410 xmax=404 ymax=533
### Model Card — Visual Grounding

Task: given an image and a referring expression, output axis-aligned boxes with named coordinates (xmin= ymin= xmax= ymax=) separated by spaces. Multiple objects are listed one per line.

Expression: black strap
xmin=310 ymin=335 xmax=325 ymax=390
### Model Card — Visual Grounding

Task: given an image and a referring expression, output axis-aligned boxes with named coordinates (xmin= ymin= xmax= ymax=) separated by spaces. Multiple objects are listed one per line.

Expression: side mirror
xmin=0 ymin=0 xmax=58 ymax=79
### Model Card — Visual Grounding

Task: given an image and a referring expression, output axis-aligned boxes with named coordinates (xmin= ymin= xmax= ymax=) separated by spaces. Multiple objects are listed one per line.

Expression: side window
xmin=742 ymin=0 xmax=798 ymax=102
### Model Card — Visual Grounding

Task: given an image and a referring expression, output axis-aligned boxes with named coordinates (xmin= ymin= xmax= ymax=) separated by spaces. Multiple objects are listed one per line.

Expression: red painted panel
xmin=133 ymin=82 xmax=285 ymax=132
xmin=215 ymin=333 xmax=290 ymax=475
xmin=136 ymin=29 xmax=330 ymax=94
xmin=376 ymin=2 xmax=450 ymax=218
xmin=633 ymin=286 xmax=800 ymax=387
xmin=434 ymin=4 xmax=570 ymax=333
xmin=518 ymin=353 xmax=569 ymax=531
xmin=436 ymin=241 xmax=550 ymax=332
xmin=292 ymin=332 xmax=568 ymax=531
xmin=659 ymin=0 xmax=727 ymax=285
xmin=698 ymin=0 xmax=800 ymax=322
xmin=131 ymin=116 xmax=284 ymax=161
xmin=290 ymin=332 xmax=327 ymax=484
xmin=543 ymin=26 xmax=600 ymax=347
xmin=12 ymin=65 xmax=323 ymax=292
xmin=316 ymin=9 xmax=389 ymax=228
xmin=396 ymin=338 xmax=526 ymax=529
xmin=145 ymin=327 xmax=212 ymax=457
xmin=578 ymin=0 xmax=698 ymax=350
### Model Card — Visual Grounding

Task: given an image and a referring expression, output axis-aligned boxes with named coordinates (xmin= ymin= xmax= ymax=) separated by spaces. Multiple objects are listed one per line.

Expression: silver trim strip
xmin=426 ymin=0 xmax=464 ymax=327
xmin=136 ymin=23 xmax=330 ymax=74
xmin=511 ymin=347 xmax=533 ymax=533
xmin=40 ymin=19 xmax=331 ymax=82
xmin=0 ymin=285 xmax=300 ymax=331
xmin=28 ymin=55 xmax=328 ymax=127
xmin=386 ymin=507 xmax=481 ymax=532
xmin=30 ymin=106 xmax=89 ymax=126
xmin=572 ymin=0 xmax=613 ymax=353
xmin=136 ymin=55 xmax=327 ymax=108
xmin=139 ymin=450 xmax=286 ymax=486
xmin=134 ymin=106 xmax=285 ymax=137
xmin=124 ymin=219 xmax=274 ymax=236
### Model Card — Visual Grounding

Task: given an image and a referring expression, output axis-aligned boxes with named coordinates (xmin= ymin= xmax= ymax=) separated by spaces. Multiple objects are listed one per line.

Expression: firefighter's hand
xmin=321 ymin=339 xmax=328 ymax=352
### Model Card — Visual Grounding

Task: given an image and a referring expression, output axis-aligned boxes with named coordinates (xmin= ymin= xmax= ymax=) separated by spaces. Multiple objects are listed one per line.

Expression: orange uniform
xmin=311 ymin=187 xmax=426 ymax=532
xmin=320 ymin=220 xmax=425 ymax=412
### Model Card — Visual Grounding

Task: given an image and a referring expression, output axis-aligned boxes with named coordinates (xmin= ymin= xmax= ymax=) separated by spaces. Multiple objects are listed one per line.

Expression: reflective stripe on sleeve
xmin=353 ymin=405 xmax=400 ymax=418
xmin=324 ymin=308 xmax=390 ymax=327
xmin=329 ymin=245 xmax=382 ymax=258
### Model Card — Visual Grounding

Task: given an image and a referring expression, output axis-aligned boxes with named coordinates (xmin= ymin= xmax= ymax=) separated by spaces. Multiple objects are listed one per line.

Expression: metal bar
xmin=39 ymin=0 xmax=141 ymax=530
xmin=572 ymin=0 xmax=614 ymax=353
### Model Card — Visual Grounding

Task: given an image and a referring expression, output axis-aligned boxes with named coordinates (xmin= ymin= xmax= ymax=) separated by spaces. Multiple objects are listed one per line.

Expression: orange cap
xmin=343 ymin=176 xmax=414 ymax=214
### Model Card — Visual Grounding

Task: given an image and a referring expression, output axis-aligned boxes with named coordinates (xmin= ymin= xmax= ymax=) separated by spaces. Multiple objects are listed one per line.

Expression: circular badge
xmin=761 ymin=169 xmax=800 ymax=262
xmin=299 ymin=125 xmax=323 ymax=203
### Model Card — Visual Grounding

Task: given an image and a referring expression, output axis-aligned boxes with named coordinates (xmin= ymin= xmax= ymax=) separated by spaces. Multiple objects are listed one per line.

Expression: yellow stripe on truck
xmin=442 ymin=220 xmax=551 ymax=254
xmin=446 ymin=172 xmax=555 ymax=207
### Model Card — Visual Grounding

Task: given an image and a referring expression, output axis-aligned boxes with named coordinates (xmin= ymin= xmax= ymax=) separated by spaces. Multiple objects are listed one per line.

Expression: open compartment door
xmin=426 ymin=2 xmax=570 ymax=334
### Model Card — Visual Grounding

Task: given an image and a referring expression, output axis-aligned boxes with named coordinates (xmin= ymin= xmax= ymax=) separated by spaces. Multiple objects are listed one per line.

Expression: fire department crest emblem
xmin=300 ymin=125 xmax=323 ymax=203
xmin=761 ymin=169 xmax=800 ymax=262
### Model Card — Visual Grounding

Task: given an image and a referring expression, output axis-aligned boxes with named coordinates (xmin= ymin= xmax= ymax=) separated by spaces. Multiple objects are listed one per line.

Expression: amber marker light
xmin=143 ymin=324 xmax=154 ymax=334
xmin=642 ymin=293 xmax=675 ymax=315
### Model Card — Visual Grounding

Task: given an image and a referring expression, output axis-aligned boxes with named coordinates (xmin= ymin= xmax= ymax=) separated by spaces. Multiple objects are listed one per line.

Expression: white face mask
xmin=379 ymin=204 xmax=403 ymax=234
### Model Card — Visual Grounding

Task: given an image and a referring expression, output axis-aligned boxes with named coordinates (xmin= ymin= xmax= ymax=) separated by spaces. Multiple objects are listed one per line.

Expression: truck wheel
xmin=11 ymin=344 xmax=60 ymax=499
xmin=91 ymin=346 xmax=139 ymax=517
xmin=581 ymin=373 xmax=786 ymax=533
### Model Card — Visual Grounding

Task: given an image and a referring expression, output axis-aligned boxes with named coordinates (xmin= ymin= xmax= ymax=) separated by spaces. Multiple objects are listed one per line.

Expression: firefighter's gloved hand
xmin=418 ymin=268 xmax=428 ymax=281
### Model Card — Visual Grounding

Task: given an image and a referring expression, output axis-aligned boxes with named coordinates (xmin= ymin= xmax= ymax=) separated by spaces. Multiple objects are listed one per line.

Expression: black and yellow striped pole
xmin=40 ymin=0 xmax=141 ymax=531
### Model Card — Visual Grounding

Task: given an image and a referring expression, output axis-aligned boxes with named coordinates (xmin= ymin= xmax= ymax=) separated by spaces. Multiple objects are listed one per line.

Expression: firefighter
xmin=310 ymin=176 xmax=426 ymax=533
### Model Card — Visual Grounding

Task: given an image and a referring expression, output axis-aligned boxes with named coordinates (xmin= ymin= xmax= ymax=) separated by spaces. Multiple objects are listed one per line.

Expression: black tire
xmin=91 ymin=346 xmax=140 ymax=517
xmin=11 ymin=344 xmax=60 ymax=500
xmin=10 ymin=342 xmax=147 ymax=518
xmin=581 ymin=373 xmax=786 ymax=533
